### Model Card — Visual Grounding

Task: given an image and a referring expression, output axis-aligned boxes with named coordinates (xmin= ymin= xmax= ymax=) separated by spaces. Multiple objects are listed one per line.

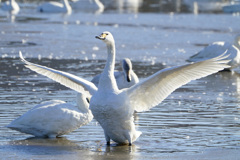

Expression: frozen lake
xmin=0 ymin=0 xmax=240 ymax=159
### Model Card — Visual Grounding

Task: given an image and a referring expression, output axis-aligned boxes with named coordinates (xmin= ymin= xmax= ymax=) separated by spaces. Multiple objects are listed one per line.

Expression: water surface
xmin=0 ymin=1 xmax=240 ymax=159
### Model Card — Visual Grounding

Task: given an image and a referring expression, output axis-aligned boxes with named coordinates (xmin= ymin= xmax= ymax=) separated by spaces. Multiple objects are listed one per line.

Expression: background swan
xmin=37 ymin=0 xmax=72 ymax=13
xmin=7 ymin=93 xmax=93 ymax=138
xmin=91 ymin=58 xmax=139 ymax=89
xmin=70 ymin=0 xmax=104 ymax=14
xmin=17 ymin=32 xmax=230 ymax=145
xmin=0 ymin=0 xmax=20 ymax=14
xmin=187 ymin=35 xmax=240 ymax=70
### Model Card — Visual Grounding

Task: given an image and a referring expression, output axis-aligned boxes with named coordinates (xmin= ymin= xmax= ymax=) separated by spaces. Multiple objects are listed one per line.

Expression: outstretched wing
xmin=127 ymin=53 xmax=230 ymax=112
xmin=19 ymin=51 xmax=97 ymax=96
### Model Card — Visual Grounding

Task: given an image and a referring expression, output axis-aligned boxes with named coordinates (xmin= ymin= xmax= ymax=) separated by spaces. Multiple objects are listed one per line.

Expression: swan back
xmin=38 ymin=0 xmax=72 ymax=13
xmin=187 ymin=40 xmax=240 ymax=69
xmin=71 ymin=0 xmax=104 ymax=11
xmin=7 ymin=99 xmax=93 ymax=137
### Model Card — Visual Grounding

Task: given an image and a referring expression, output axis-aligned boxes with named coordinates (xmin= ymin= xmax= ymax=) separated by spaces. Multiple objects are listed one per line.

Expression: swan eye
xmin=102 ymin=33 xmax=108 ymax=38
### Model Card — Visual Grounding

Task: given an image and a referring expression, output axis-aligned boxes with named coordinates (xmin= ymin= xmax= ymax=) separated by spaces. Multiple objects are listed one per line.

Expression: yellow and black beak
xmin=95 ymin=33 xmax=108 ymax=40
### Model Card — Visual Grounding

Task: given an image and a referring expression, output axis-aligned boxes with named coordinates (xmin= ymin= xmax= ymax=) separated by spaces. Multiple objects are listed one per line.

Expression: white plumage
xmin=0 ymin=0 xmax=20 ymax=14
xmin=7 ymin=93 xmax=93 ymax=137
xmin=91 ymin=58 xmax=139 ymax=89
xmin=187 ymin=35 xmax=240 ymax=70
xmin=18 ymin=32 xmax=230 ymax=145
xmin=70 ymin=0 xmax=104 ymax=14
xmin=37 ymin=0 xmax=72 ymax=13
xmin=15 ymin=52 xmax=138 ymax=138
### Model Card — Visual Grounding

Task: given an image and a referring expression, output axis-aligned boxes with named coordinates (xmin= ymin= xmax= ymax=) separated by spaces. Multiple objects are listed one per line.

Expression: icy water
xmin=1 ymin=1 xmax=240 ymax=159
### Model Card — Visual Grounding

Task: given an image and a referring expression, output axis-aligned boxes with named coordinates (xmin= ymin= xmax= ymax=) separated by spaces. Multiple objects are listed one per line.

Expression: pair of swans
xmin=37 ymin=0 xmax=104 ymax=14
xmin=187 ymin=35 xmax=240 ymax=70
xmin=7 ymin=55 xmax=138 ymax=138
xmin=8 ymin=31 xmax=230 ymax=145
xmin=0 ymin=0 xmax=20 ymax=14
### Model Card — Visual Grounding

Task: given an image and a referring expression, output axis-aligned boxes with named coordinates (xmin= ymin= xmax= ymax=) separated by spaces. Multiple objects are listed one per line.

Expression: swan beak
xmin=86 ymin=97 xmax=91 ymax=104
xmin=126 ymin=71 xmax=131 ymax=82
xmin=95 ymin=33 xmax=107 ymax=40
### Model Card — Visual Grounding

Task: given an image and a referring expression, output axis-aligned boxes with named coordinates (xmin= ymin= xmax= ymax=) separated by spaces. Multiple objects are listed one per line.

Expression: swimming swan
xmin=91 ymin=58 xmax=139 ymax=89
xmin=7 ymin=93 xmax=93 ymax=138
xmin=37 ymin=0 xmax=72 ymax=13
xmin=70 ymin=0 xmax=104 ymax=14
xmin=18 ymin=32 xmax=230 ymax=145
xmin=0 ymin=0 xmax=20 ymax=14
xmin=187 ymin=35 xmax=240 ymax=70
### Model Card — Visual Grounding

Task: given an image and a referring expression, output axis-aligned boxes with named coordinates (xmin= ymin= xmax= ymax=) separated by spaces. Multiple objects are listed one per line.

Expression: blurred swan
xmin=187 ymin=35 xmax=240 ymax=70
xmin=0 ymin=0 xmax=20 ymax=14
xmin=37 ymin=0 xmax=72 ymax=13
xmin=101 ymin=0 xmax=142 ymax=13
xmin=91 ymin=58 xmax=139 ymax=89
xmin=183 ymin=0 xmax=228 ymax=13
xmin=18 ymin=31 xmax=230 ymax=145
xmin=70 ymin=0 xmax=104 ymax=14
xmin=7 ymin=93 xmax=93 ymax=138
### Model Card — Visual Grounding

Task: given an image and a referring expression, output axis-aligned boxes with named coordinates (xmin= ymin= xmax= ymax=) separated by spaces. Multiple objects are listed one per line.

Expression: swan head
xmin=95 ymin=31 xmax=114 ymax=45
xmin=76 ymin=93 xmax=90 ymax=113
xmin=122 ymin=58 xmax=132 ymax=82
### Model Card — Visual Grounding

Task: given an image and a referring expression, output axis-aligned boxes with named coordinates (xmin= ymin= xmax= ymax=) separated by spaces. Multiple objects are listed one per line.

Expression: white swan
xmin=18 ymin=32 xmax=230 ymax=145
xmin=187 ymin=35 xmax=240 ymax=70
xmin=0 ymin=0 xmax=20 ymax=14
xmin=70 ymin=0 xmax=104 ymax=14
xmin=37 ymin=0 xmax=72 ymax=13
xmin=91 ymin=58 xmax=139 ymax=89
xmin=7 ymin=93 xmax=93 ymax=138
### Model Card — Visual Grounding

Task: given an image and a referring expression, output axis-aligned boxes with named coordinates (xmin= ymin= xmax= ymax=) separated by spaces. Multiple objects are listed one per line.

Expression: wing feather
xmin=127 ymin=53 xmax=230 ymax=112
xmin=19 ymin=51 xmax=97 ymax=96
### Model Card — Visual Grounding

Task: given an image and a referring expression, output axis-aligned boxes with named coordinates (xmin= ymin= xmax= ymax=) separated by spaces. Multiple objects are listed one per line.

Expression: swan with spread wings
xmin=19 ymin=31 xmax=230 ymax=145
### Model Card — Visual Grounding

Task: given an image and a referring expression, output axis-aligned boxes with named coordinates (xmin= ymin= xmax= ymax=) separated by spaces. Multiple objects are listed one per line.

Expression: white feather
xmin=127 ymin=53 xmax=230 ymax=112
xmin=90 ymin=31 xmax=230 ymax=145
xmin=187 ymin=35 xmax=240 ymax=69
xmin=19 ymin=51 xmax=97 ymax=97
xmin=7 ymin=93 xmax=93 ymax=137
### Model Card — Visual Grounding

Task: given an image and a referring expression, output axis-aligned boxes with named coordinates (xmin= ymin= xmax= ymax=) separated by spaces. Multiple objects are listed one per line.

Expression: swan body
xmin=37 ymin=0 xmax=72 ymax=13
xmin=91 ymin=58 xmax=139 ymax=89
xmin=187 ymin=35 xmax=240 ymax=70
xmin=18 ymin=31 xmax=230 ymax=145
xmin=7 ymin=93 xmax=93 ymax=137
xmin=70 ymin=0 xmax=104 ymax=13
xmin=90 ymin=32 xmax=230 ymax=145
xmin=0 ymin=0 xmax=20 ymax=14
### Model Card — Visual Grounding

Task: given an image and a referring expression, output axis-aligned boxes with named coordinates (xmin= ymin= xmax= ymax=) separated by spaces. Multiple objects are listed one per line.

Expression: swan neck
xmin=63 ymin=0 xmax=70 ymax=7
xmin=95 ymin=0 xmax=104 ymax=8
xmin=76 ymin=94 xmax=90 ymax=113
xmin=98 ymin=42 xmax=118 ymax=91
